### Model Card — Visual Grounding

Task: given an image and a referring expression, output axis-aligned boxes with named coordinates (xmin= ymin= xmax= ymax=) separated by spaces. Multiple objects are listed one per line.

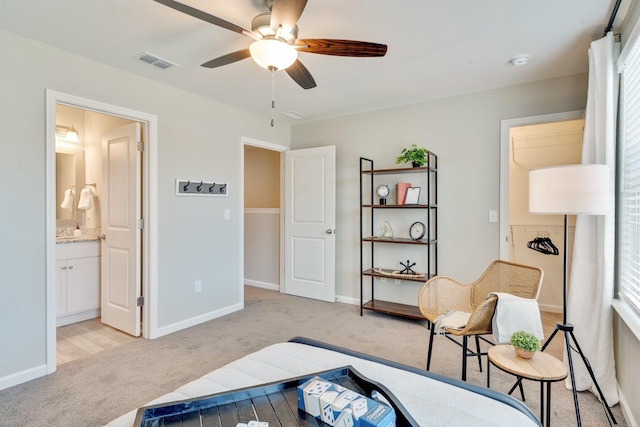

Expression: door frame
xmin=499 ymin=110 xmax=584 ymax=260
xmin=240 ymin=136 xmax=289 ymax=296
xmin=45 ymin=90 xmax=159 ymax=373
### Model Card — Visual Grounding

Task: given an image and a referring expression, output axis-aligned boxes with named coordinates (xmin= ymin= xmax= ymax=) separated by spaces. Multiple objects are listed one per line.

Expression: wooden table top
xmin=488 ymin=345 xmax=568 ymax=381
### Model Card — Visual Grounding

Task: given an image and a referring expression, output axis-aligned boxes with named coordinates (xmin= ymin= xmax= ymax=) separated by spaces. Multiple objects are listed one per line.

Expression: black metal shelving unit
xmin=359 ymin=153 xmax=438 ymax=319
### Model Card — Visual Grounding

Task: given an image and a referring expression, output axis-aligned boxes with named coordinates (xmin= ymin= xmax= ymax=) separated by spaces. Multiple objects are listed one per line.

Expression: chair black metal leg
xmin=426 ymin=322 xmax=436 ymax=370
xmin=462 ymin=335 xmax=468 ymax=381
xmin=475 ymin=336 xmax=483 ymax=373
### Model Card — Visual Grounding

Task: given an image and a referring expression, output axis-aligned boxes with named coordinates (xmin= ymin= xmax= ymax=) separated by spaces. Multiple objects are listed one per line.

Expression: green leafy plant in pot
xmin=510 ymin=330 xmax=541 ymax=359
xmin=396 ymin=144 xmax=429 ymax=167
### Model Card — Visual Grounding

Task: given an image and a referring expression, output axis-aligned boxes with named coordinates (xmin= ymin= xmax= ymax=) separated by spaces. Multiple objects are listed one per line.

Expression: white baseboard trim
xmin=0 ymin=363 xmax=48 ymax=392
xmin=245 ymin=280 xmax=279 ymax=291
xmin=152 ymin=302 xmax=244 ymax=338
xmin=336 ymin=295 xmax=359 ymax=306
xmin=618 ymin=382 xmax=638 ymax=427
xmin=56 ymin=309 xmax=100 ymax=327
xmin=538 ymin=303 xmax=562 ymax=313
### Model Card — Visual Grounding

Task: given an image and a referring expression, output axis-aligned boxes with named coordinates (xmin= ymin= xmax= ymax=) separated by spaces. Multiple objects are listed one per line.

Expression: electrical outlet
xmin=195 ymin=280 xmax=202 ymax=293
xmin=224 ymin=209 xmax=230 ymax=220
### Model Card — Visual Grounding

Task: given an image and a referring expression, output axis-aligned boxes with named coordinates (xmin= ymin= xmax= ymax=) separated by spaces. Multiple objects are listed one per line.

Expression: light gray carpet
xmin=0 ymin=286 xmax=627 ymax=426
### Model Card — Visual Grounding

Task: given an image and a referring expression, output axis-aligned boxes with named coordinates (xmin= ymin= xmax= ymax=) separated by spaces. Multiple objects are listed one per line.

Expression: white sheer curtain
xmin=566 ymin=32 xmax=619 ymax=404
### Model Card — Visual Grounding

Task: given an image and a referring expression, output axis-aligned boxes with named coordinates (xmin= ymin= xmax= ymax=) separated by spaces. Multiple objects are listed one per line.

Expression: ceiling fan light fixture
xmin=249 ymin=39 xmax=298 ymax=70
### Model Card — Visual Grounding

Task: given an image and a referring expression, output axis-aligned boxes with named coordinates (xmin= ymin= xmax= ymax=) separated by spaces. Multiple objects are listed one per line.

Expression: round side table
xmin=488 ymin=345 xmax=567 ymax=426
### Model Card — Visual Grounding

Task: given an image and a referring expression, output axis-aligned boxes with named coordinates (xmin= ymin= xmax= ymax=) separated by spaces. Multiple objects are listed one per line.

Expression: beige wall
xmin=244 ymin=146 xmax=280 ymax=208
xmin=244 ymin=145 xmax=281 ymax=288
xmin=291 ymin=73 xmax=589 ymax=305
xmin=0 ymin=28 xmax=290 ymax=386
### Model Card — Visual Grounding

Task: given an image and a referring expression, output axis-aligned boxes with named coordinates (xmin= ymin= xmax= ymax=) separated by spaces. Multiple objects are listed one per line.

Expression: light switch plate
xmin=489 ymin=210 xmax=498 ymax=223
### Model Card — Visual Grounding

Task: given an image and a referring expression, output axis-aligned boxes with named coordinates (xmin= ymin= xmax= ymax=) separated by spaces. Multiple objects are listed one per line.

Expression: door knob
xmin=98 ymin=234 xmax=106 ymax=240
xmin=68 ymin=265 xmax=74 ymax=269
xmin=326 ymin=229 xmax=334 ymax=234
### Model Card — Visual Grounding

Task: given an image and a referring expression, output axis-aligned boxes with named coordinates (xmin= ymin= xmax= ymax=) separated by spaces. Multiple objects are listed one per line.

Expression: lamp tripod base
xmin=542 ymin=322 xmax=617 ymax=426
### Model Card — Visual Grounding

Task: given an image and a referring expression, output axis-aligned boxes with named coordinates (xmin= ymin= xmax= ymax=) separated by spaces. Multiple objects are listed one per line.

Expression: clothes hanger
xmin=527 ymin=236 xmax=558 ymax=255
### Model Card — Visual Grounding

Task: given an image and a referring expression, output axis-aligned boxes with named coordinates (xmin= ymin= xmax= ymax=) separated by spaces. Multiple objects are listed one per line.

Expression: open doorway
xmin=46 ymin=90 xmax=158 ymax=373
xmin=500 ymin=111 xmax=584 ymax=313
xmin=54 ymin=104 xmax=140 ymax=364
xmin=241 ymin=138 xmax=337 ymax=302
xmin=242 ymin=137 xmax=288 ymax=293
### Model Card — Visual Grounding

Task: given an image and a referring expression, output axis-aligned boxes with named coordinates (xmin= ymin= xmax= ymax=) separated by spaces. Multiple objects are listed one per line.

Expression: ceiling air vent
xmin=282 ymin=111 xmax=308 ymax=120
xmin=135 ymin=52 xmax=177 ymax=70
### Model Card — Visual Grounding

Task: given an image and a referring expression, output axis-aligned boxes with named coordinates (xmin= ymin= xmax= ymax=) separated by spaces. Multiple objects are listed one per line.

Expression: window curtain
xmin=566 ymin=32 xmax=619 ymax=405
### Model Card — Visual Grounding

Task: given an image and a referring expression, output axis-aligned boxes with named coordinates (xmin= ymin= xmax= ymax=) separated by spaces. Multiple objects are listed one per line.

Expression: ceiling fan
xmin=153 ymin=0 xmax=388 ymax=90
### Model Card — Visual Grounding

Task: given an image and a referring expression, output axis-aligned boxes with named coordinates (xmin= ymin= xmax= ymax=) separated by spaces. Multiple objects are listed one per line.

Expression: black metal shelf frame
xmin=359 ymin=154 xmax=438 ymax=318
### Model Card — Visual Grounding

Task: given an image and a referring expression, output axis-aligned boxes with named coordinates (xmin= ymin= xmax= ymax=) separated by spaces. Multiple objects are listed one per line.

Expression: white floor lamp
xmin=529 ymin=164 xmax=616 ymax=426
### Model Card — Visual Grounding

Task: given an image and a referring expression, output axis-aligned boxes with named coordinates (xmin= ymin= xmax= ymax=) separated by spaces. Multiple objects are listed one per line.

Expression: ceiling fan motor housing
xmin=251 ymin=13 xmax=298 ymax=42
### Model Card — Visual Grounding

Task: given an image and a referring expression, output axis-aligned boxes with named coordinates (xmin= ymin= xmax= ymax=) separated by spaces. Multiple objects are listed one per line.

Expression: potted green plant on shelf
xmin=510 ymin=330 xmax=541 ymax=359
xmin=396 ymin=144 xmax=429 ymax=167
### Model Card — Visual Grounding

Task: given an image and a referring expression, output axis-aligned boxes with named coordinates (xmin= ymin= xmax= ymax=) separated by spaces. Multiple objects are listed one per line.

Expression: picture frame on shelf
xmin=404 ymin=187 xmax=421 ymax=204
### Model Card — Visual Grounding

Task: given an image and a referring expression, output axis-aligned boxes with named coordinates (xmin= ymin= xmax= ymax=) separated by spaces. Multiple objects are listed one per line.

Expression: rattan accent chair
xmin=418 ymin=260 xmax=543 ymax=381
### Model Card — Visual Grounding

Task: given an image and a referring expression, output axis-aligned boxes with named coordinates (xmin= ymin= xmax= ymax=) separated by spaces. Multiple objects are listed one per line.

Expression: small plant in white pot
xmin=510 ymin=330 xmax=541 ymax=359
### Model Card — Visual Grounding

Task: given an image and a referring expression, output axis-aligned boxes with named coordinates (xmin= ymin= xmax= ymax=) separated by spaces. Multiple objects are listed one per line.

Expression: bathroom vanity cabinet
xmin=56 ymin=241 xmax=100 ymax=326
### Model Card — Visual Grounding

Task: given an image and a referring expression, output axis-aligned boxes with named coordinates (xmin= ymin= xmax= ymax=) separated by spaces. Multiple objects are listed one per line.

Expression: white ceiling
xmin=0 ymin=0 xmax=626 ymax=124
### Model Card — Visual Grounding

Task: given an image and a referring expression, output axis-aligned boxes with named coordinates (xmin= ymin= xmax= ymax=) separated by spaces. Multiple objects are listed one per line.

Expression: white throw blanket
xmin=490 ymin=292 xmax=544 ymax=344
xmin=434 ymin=310 xmax=470 ymax=334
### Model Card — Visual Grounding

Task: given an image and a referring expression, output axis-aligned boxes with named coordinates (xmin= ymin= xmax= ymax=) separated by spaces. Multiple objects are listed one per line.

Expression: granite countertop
xmin=56 ymin=235 xmax=99 ymax=244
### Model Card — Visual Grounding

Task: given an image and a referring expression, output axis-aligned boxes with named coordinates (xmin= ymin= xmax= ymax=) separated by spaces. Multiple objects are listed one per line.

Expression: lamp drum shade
xmin=529 ymin=164 xmax=609 ymax=215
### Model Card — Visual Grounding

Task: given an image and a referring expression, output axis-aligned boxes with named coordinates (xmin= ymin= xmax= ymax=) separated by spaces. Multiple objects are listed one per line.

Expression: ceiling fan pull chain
xmin=270 ymin=66 xmax=276 ymax=127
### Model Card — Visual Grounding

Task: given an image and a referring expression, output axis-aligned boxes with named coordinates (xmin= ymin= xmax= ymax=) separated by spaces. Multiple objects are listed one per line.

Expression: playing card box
xmin=297 ymin=376 xmax=396 ymax=427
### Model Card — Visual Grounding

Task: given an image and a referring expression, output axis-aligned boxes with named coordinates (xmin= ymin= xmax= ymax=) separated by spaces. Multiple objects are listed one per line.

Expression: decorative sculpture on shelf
xmin=376 ymin=221 xmax=394 ymax=239
xmin=399 ymin=260 xmax=417 ymax=275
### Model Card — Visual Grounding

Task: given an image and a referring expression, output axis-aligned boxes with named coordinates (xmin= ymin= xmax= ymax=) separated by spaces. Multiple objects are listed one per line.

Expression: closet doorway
xmin=500 ymin=111 xmax=584 ymax=313
xmin=242 ymin=138 xmax=287 ymax=293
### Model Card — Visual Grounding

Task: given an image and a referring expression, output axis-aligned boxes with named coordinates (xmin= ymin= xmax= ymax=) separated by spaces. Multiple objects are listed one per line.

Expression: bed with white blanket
xmin=106 ymin=337 xmax=540 ymax=427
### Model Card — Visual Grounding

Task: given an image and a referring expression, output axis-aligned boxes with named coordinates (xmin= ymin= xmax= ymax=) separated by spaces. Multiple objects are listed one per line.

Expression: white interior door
xmin=284 ymin=146 xmax=336 ymax=302
xmin=101 ymin=123 xmax=141 ymax=336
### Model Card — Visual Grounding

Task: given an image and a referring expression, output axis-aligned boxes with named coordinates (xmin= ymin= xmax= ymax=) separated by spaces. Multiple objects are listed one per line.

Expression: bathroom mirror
xmin=56 ymin=148 xmax=85 ymax=226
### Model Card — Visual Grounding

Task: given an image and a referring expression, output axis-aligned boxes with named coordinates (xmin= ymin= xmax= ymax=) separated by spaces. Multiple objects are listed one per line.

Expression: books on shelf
xmin=396 ymin=182 xmax=411 ymax=205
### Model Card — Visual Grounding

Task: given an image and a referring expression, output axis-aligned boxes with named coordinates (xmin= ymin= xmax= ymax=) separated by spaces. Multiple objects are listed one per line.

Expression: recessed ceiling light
xmin=510 ymin=54 xmax=530 ymax=67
